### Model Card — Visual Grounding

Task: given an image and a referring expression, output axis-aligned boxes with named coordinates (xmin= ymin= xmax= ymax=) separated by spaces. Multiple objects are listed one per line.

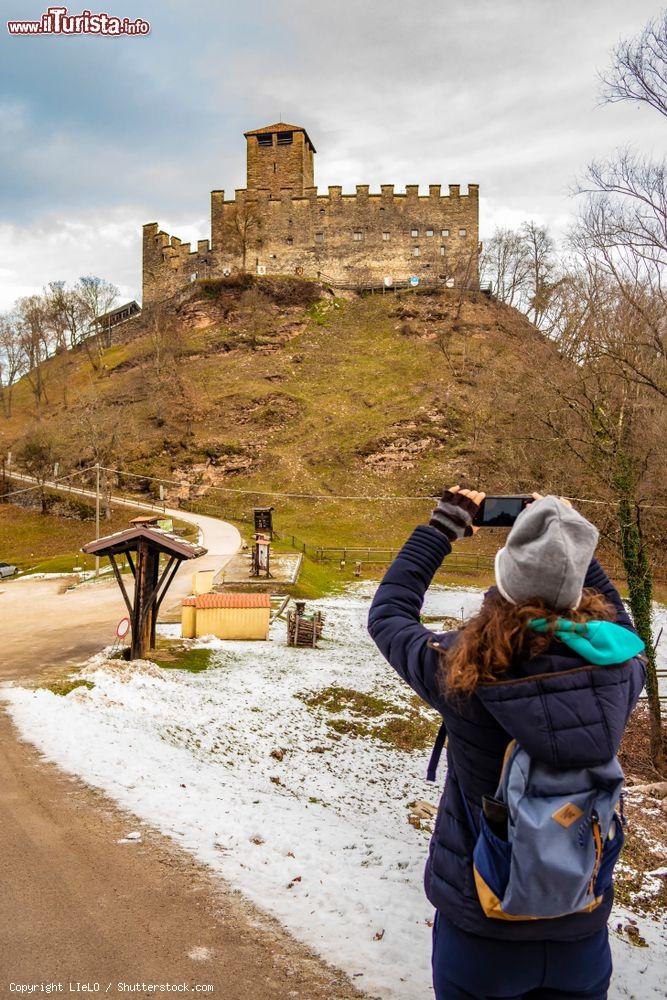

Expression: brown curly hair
xmin=439 ymin=588 xmax=616 ymax=695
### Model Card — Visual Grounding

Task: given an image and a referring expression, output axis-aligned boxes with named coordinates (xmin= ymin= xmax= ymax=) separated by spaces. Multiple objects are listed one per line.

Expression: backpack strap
xmin=427 ymin=721 xmax=479 ymax=838
xmin=426 ymin=720 xmax=448 ymax=782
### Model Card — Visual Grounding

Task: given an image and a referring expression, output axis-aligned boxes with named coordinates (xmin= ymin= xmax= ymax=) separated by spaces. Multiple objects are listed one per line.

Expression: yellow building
xmin=181 ymin=592 xmax=271 ymax=640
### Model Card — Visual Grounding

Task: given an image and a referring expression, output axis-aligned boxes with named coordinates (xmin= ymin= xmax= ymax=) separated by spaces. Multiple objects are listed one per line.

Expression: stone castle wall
xmin=142 ymin=126 xmax=480 ymax=305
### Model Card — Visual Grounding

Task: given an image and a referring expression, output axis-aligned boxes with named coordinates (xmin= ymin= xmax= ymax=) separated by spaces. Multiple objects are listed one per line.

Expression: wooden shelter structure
xmin=94 ymin=300 xmax=141 ymax=347
xmin=82 ymin=525 xmax=206 ymax=659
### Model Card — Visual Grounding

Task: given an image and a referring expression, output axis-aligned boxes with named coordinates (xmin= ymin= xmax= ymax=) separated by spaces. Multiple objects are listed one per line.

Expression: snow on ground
xmin=3 ymin=584 xmax=666 ymax=999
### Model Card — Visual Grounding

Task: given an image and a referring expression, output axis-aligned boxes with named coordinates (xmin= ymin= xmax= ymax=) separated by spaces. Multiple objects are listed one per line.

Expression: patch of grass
xmin=614 ymin=827 xmax=667 ymax=916
xmin=290 ymin=553 xmax=343 ymax=599
xmin=372 ymin=710 xmax=440 ymax=751
xmin=326 ymin=717 xmax=373 ymax=738
xmin=299 ymin=684 xmax=441 ymax=751
xmin=301 ymin=685 xmax=389 ymax=717
xmin=306 ymin=298 xmax=342 ymax=326
xmin=42 ymin=678 xmax=95 ymax=696
xmin=151 ymin=646 xmax=215 ymax=673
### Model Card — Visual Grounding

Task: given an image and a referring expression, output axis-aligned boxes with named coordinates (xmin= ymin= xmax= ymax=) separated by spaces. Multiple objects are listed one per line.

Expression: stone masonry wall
xmin=246 ymin=131 xmax=314 ymax=197
xmin=143 ymin=184 xmax=479 ymax=304
xmin=142 ymin=123 xmax=479 ymax=305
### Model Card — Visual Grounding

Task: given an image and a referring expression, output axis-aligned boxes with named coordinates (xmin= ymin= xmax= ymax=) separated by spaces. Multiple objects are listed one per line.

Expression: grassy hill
xmin=1 ymin=276 xmax=571 ymax=556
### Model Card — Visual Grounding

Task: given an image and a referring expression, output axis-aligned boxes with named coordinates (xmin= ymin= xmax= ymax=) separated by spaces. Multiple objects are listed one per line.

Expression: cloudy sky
xmin=0 ymin=0 xmax=662 ymax=308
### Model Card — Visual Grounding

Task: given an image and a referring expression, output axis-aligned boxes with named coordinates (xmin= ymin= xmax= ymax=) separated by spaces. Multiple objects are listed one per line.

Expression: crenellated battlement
xmin=142 ymin=223 xmax=212 ymax=302
xmin=142 ymin=121 xmax=480 ymax=304
xmin=209 ymin=182 xmax=478 ymax=207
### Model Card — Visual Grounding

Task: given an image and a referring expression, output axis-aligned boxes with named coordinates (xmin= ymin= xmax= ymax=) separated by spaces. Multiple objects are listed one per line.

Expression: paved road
xmin=1 ymin=480 xmax=242 ymax=682
xmin=0 ymin=489 xmax=362 ymax=999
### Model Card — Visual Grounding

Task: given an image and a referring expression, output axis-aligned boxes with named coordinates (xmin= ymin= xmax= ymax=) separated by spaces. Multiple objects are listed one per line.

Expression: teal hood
xmin=528 ymin=618 xmax=645 ymax=665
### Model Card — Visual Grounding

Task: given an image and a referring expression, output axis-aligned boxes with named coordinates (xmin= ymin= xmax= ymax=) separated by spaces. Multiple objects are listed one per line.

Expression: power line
xmin=98 ymin=466 xmax=666 ymax=509
xmin=4 ymin=463 xmax=665 ymax=510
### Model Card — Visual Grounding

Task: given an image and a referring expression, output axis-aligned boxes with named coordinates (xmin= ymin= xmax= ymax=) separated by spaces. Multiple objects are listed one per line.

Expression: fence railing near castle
xmin=317 ymin=272 xmax=494 ymax=295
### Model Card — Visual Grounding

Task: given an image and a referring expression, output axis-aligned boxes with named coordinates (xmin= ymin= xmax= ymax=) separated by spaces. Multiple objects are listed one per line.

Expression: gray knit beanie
xmin=494 ymin=496 xmax=599 ymax=611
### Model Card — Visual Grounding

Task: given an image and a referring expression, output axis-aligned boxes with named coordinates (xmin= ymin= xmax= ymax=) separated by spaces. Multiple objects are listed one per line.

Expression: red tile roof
xmin=183 ymin=592 xmax=271 ymax=609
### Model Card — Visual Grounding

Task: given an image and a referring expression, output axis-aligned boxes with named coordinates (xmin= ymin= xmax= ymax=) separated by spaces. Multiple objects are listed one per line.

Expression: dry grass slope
xmin=2 ymin=277 xmax=568 ymax=550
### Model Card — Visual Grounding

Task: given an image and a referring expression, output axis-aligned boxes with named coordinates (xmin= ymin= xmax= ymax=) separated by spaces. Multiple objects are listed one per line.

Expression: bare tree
xmin=225 ymin=200 xmax=260 ymax=273
xmin=16 ymin=295 xmax=52 ymax=407
xmin=481 ymin=222 xmax=559 ymax=328
xmin=77 ymin=403 xmax=121 ymax=520
xmin=43 ymin=282 xmax=70 ymax=354
xmin=43 ymin=281 xmax=78 ymax=407
xmin=75 ymin=275 xmax=119 ymax=369
xmin=480 ymin=227 xmax=531 ymax=307
xmin=547 ymin=14 xmax=667 ymax=771
xmin=145 ymin=302 xmax=184 ymax=370
xmin=521 ymin=221 xmax=558 ymax=328
xmin=0 ymin=313 xmax=26 ymax=418
xmin=527 ymin=267 xmax=666 ymax=773
xmin=600 ymin=9 xmax=667 ymax=119
xmin=61 ymin=285 xmax=87 ymax=349
xmin=15 ymin=428 xmax=60 ymax=514
xmin=573 ymin=160 xmax=667 ymax=397
xmin=575 ymin=11 xmax=667 ymax=398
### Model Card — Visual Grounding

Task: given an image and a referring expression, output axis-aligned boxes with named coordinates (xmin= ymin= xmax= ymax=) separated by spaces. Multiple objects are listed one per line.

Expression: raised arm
xmin=368 ymin=487 xmax=483 ymax=711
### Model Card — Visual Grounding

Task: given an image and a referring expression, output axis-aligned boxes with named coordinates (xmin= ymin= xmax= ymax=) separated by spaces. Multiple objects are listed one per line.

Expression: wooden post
xmin=149 ymin=550 xmax=160 ymax=651
xmin=130 ymin=540 xmax=144 ymax=659
xmin=131 ymin=538 xmax=156 ymax=660
xmin=141 ymin=546 xmax=159 ymax=656
xmin=95 ymin=462 xmax=100 ymax=577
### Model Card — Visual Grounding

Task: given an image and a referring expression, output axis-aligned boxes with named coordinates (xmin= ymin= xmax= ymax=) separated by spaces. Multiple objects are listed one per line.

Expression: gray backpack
xmin=463 ymin=739 xmax=625 ymax=920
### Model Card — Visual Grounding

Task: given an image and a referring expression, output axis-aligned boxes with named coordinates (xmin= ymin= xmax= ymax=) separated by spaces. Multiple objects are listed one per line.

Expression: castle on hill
xmin=142 ymin=122 xmax=480 ymax=304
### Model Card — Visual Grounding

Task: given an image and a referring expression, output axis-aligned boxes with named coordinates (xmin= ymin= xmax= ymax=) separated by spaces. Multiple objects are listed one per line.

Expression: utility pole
xmin=95 ymin=462 xmax=101 ymax=577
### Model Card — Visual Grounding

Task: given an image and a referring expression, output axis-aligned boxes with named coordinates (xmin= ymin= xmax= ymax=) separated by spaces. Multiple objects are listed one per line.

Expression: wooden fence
xmin=287 ymin=535 xmax=495 ymax=571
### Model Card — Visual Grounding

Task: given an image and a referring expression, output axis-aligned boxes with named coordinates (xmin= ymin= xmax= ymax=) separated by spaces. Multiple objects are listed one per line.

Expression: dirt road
xmin=0 ymin=506 xmax=364 ymax=999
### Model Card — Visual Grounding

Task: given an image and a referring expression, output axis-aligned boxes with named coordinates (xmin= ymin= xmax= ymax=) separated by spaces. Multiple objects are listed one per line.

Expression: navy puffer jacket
xmin=368 ymin=525 xmax=646 ymax=941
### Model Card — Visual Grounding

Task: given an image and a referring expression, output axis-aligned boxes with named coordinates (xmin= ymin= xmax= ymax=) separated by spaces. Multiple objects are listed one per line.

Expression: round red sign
xmin=116 ymin=617 xmax=130 ymax=639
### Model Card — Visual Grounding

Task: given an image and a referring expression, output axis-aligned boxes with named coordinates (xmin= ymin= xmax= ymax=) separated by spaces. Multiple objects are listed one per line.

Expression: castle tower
xmin=244 ymin=122 xmax=315 ymax=197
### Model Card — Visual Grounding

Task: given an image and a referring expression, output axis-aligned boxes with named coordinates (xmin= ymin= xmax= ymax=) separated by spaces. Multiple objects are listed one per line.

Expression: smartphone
xmin=473 ymin=495 xmax=533 ymax=528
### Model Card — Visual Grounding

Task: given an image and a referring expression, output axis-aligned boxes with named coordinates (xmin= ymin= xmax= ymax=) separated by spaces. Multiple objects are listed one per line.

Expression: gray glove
xmin=429 ymin=489 xmax=480 ymax=541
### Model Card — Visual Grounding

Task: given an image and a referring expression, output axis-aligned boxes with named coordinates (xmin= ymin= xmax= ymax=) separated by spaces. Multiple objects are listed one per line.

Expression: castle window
xmin=459 ymin=228 xmax=467 ymax=236
xmin=320 ymin=207 xmax=326 ymax=215
xmin=426 ymin=229 xmax=434 ymax=237
xmin=315 ymin=232 xmax=324 ymax=244
xmin=411 ymin=229 xmax=419 ymax=237
xmin=382 ymin=231 xmax=390 ymax=241
xmin=269 ymin=253 xmax=277 ymax=259
xmin=412 ymin=246 xmax=420 ymax=256
xmin=440 ymin=246 xmax=446 ymax=255
xmin=277 ymin=131 xmax=293 ymax=145
xmin=257 ymin=134 xmax=273 ymax=147
xmin=286 ymin=236 xmax=293 ymax=245
xmin=441 ymin=229 xmax=449 ymax=237
xmin=353 ymin=231 xmax=363 ymax=241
